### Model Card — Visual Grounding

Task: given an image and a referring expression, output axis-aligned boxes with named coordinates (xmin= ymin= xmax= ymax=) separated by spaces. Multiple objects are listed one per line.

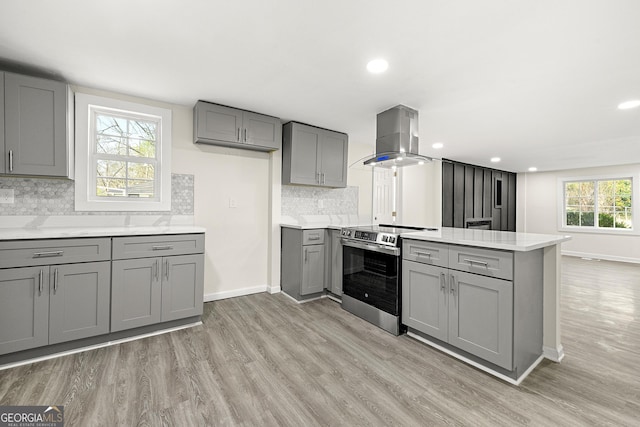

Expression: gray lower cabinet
xmin=402 ymin=240 xmax=519 ymax=371
xmin=282 ymin=122 xmax=348 ymax=188
xmin=2 ymin=72 xmax=70 ymax=177
xmin=0 ymin=260 xmax=111 ymax=355
xmin=48 ymin=261 xmax=111 ymax=344
xmin=281 ymin=228 xmax=327 ymax=300
xmin=0 ymin=266 xmax=49 ymax=355
xmin=111 ymin=234 xmax=205 ymax=333
xmin=329 ymin=229 xmax=343 ymax=296
xmin=193 ymin=100 xmax=281 ymax=151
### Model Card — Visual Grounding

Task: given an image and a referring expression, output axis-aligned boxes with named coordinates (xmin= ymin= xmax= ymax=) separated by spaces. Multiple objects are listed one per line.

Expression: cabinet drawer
xmin=448 ymin=245 xmax=513 ymax=280
xmin=302 ymin=229 xmax=325 ymax=245
xmin=0 ymin=238 xmax=111 ymax=268
xmin=402 ymin=240 xmax=449 ymax=267
xmin=112 ymin=234 xmax=205 ymax=260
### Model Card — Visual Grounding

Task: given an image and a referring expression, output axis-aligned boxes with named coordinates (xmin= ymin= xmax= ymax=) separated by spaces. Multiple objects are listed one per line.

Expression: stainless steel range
xmin=340 ymin=224 xmax=431 ymax=335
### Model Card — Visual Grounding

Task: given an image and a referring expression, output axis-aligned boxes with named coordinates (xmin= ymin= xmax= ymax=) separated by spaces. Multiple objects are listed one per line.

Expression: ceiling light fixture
xmin=528 ymin=167 xmax=538 ymax=172
xmin=432 ymin=142 xmax=444 ymax=149
xmin=618 ymin=100 xmax=640 ymax=110
xmin=490 ymin=157 xmax=501 ymax=163
xmin=366 ymin=58 xmax=389 ymax=74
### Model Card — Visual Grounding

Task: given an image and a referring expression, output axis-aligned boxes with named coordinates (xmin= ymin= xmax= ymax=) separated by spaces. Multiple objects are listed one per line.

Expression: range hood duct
xmin=363 ymin=105 xmax=433 ymax=168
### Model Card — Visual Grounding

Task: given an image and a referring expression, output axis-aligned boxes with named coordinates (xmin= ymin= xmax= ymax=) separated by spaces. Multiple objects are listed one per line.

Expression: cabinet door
xmin=195 ymin=102 xmax=243 ymax=143
xmin=111 ymin=257 xmax=161 ymax=332
xmin=401 ymin=261 xmax=448 ymax=342
xmin=243 ymin=111 xmax=281 ymax=150
xmin=49 ymin=261 xmax=111 ymax=344
xmin=330 ymin=230 xmax=343 ymax=295
xmin=448 ymin=271 xmax=513 ymax=369
xmin=319 ymin=130 xmax=348 ymax=188
xmin=0 ymin=266 xmax=49 ymax=355
xmin=161 ymin=254 xmax=204 ymax=322
xmin=285 ymin=123 xmax=321 ymax=185
xmin=4 ymin=73 xmax=68 ymax=177
xmin=301 ymin=244 xmax=325 ymax=295
xmin=0 ymin=72 xmax=4 ymax=174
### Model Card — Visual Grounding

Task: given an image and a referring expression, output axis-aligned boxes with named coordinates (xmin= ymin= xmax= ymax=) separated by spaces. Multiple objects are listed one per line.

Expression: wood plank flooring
xmin=1 ymin=256 xmax=639 ymax=426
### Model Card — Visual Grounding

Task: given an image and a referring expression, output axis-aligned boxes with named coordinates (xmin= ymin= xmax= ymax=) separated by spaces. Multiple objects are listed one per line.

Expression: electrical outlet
xmin=0 ymin=189 xmax=15 ymax=204
xmin=228 ymin=198 xmax=237 ymax=208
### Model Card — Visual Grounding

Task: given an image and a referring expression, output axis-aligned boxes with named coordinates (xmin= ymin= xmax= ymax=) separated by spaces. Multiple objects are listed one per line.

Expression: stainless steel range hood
xmin=363 ymin=105 xmax=433 ymax=168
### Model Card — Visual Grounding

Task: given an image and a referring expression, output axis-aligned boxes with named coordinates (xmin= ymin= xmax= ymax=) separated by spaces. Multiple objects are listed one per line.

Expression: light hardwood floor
xmin=1 ymin=256 xmax=639 ymax=426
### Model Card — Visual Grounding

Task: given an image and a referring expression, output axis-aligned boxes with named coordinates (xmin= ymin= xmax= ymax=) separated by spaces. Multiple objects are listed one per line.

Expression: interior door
xmin=373 ymin=168 xmax=395 ymax=224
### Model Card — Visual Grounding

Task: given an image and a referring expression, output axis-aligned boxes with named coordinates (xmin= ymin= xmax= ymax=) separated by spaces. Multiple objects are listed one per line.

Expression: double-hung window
xmin=75 ymin=93 xmax=172 ymax=211
xmin=561 ymin=177 xmax=633 ymax=231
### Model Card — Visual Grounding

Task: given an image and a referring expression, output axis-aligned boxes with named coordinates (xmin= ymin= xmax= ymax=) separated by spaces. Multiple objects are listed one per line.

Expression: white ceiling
xmin=1 ymin=0 xmax=640 ymax=172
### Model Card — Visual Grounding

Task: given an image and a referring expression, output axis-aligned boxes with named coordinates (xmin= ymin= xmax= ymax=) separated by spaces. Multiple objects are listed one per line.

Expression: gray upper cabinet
xmin=2 ymin=72 xmax=70 ymax=178
xmin=282 ymin=122 xmax=348 ymax=188
xmin=0 ymin=72 xmax=4 ymax=174
xmin=193 ymin=100 xmax=281 ymax=152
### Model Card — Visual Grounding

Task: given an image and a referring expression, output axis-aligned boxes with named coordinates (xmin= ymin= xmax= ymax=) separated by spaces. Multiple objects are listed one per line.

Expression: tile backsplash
xmin=282 ymin=185 xmax=358 ymax=217
xmin=0 ymin=174 xmax=194 ymax=216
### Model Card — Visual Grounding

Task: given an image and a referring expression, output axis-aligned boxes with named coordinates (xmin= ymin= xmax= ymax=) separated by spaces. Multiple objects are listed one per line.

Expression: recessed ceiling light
xmin=366 ymin=58 xmax=389 ymax=74
xmin=618 ymin=100 xmax=640 ymax=110
xmin=432 ymin=142 xmax=444 ymax=149
xmin=528 ymin=167 xmax=538 ymax=172
xmin=490 ymin=157 xmax=501 ymax=163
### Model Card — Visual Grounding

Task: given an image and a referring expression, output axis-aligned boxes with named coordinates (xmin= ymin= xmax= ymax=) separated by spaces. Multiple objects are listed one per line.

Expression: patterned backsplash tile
xmin=0 ymin=174 xmax=194 ymax=216
xmin=282 ymin=185 xmax=358 ymax=216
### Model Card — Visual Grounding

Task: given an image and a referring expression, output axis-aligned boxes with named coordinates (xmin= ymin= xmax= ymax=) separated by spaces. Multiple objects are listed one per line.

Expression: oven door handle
xmin=341 ymin=239 xmax=400 ymax=256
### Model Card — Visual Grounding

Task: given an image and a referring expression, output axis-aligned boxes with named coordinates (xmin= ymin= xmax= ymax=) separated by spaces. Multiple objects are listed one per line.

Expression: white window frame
xmin=558 ymin=174 xmax=638 ymax=235
xmin=75 ymin=93 xmax=172 ymax=211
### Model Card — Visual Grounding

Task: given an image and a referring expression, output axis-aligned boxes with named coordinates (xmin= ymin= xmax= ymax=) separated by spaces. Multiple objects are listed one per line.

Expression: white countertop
xmin=401 ymin=227 xmax=570 ymax=251
xmin=0 ymin=225 xmax=206 ymax=241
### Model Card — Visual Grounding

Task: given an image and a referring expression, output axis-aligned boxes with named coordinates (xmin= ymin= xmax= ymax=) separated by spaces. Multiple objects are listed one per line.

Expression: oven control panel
xmin=341 ymin=228 xmax=398 ymax=247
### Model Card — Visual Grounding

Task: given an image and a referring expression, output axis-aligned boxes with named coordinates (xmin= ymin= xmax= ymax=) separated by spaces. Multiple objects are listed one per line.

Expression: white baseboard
xmin=543 ymin=345 xmax=565 ymax=363
xmin=562 ymin=250 xmax=640 ymax=264
xmin=406 ymin=332 xmax=543 ymax=386
xmin=204 ymin=285 xmax=268 ymax=302
xmin=267 ymin=285 xmax=281 ymax=294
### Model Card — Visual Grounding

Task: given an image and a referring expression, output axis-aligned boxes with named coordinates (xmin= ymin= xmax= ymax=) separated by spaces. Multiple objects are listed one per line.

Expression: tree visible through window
xmin=94 ymin=111 xmax=158 ymax=198
xmin=564 ymin=179 xmax=632 ymax=229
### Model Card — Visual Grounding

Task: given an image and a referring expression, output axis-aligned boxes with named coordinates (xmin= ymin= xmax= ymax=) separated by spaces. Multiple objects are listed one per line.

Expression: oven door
xmin=341 ymin=239 xmax=401 ymax=316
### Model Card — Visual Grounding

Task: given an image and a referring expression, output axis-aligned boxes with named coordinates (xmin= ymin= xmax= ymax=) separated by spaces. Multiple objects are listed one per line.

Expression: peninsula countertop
xmin=401 ymin=227 xmax=570 ymax=252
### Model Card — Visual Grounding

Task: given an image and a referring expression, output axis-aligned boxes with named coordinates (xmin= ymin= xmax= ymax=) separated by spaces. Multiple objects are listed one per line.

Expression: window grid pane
xmin=93 ymin=110 xmax=160 ymax=201
xmin=565 ymin=178 xmax=632 ymax=230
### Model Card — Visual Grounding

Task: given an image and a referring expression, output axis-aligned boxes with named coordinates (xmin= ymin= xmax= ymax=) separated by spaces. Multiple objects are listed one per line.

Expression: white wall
xmin=73 ymin=86 xmax=274 ymax=299
xmin=520 ymin=163 xmax=640 ymax=263
xmin=399 ymin=160 xmax=442 ymax=227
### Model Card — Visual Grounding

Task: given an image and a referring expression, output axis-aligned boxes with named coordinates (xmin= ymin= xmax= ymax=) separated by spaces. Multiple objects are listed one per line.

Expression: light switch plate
xmin=0 ymin=189 xmax=15 ymax=204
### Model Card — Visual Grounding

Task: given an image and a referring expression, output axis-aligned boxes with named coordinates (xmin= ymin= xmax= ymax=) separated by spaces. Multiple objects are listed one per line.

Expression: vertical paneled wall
xmin=441 ymin=159 xmax=516 ymax=231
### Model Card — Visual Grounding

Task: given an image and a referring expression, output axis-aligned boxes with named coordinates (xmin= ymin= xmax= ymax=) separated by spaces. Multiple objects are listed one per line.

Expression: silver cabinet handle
xmin=244 ymin=128 xmax=247 ymax=142
xmin=154 ymin=259 xmax=159 ymax=280
xmin=415 ymin=251 xmax=432 ymax=258
xmin=165 ymin=259 xmax=169 ymax=279
xmin=237 ymin=128 xmax=241 ymax=141
xmin=53 ymin=268 xmax=59 ymax=292
xmin=39 ymin=269 xmax=43 ymax=295
xmin=152 ymin=245 xmax=173 ymax=251
xmin=450 ymin=274 xmax=456 ymax=296
xmin=304 ymin=248 xmax=308 ymax=263
xmin=464 ymin=258 xmax=489 ymax=268
xmin=308 ymin=234 xmax=320 ymax=241
xmin=9 ymin=150 xmax=13 ymax=172
xmin=316 ymin=172 xmax=320 ymax=184
xmin=33 ymin=250 xmax=64 ymax=258
xmin=440 ymin=272 xmax=446 ymax=292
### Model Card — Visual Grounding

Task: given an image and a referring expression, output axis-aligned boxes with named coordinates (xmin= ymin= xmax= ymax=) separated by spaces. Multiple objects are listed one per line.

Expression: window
xmin=562 ymin=178 xmax=633 ymax=230
xmin=75 ymin=93 xmax=172 ymax=211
